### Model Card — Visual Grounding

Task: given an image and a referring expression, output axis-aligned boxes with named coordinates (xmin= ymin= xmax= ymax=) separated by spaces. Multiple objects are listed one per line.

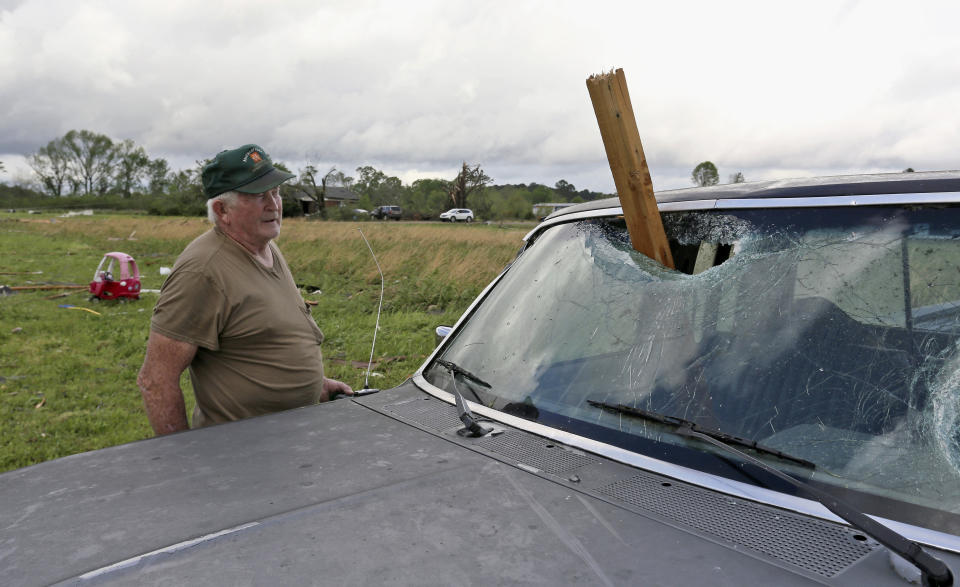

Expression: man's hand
xmin=320 ymin=377 xmax=353 ymax=402
xmin=138 ymin=331 xmax=198 ymax=435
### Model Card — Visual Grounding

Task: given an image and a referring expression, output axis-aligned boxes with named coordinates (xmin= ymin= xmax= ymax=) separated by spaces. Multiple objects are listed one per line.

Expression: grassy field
xmin=0 ymin=211 xmax=530 ymax=473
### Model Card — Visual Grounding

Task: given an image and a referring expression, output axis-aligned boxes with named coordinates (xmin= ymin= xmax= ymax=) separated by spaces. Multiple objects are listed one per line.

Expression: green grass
xmin=0 ymin=212 xmax=528 ymax=472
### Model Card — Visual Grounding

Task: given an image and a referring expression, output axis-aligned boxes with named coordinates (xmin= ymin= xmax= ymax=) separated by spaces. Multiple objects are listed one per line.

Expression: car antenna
xmin=352 ymin=228 xmax=382 ymax=396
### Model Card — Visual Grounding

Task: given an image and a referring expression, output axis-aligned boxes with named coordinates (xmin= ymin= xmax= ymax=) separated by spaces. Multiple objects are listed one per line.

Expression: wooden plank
xmin=586 ymin=68 xmax=674 ymax=268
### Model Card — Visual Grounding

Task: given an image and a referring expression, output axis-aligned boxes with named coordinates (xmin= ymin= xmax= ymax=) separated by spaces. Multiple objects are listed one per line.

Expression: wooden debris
xmin=7 ymin=285 xmax=87 ymax=291
xmin=60 ymin=306 xmax=101 ymax=316
xmin=586 ymin=68 xmax=674 ymax=268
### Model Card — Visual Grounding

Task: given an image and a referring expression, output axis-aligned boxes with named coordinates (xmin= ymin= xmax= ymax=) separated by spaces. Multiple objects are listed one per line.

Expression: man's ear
xmin=213 ymin=199 xmax=228 ymax=221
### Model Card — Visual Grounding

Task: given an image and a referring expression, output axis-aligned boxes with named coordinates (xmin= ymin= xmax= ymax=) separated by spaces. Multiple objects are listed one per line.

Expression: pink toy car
xmin=89 ymin=252 xmax=141 ymax=301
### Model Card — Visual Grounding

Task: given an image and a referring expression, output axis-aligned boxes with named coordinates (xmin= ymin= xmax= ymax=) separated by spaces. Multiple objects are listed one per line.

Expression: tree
xmin=27 ymin=130 xmax=171 ymax=198
xmin=691 ymin=161 xmax=719 ymax=187
xmin=299 ymin=165 xmax=347 ymax=219
xmin=299 ymin=165 xmax=323 ymax=218
xmin=529 ymin=183 xmax=553 ymax=204
xmin=354 ymin=165 xmax=403 ymax=207
xmin=448 ymin=162 xmax=491 ymax=209
xmin=406 ymin=178 xmax=449 ymax=219
xmin=28 ymin=138 xmax=71 ymax=197
xmin=112 ymin=139 xmax=151 ymax=198
xmin=555 ymin=179 xmax=576 ymax=199
xmin=62 ymin=129 xmax=115 ymax=195
xmin=166 ymin=160 xmax=206 ymax=202
xmin=147 ymin=158 xmax=171 ymax=195
xmin=729 ymin=171 xmax=746 ymax=184
xmin=325 ymin=168 xmax=353 ymax=189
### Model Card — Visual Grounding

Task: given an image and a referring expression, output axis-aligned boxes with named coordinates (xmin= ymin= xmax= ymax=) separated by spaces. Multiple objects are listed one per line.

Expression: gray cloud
xmin=2 ymin=0 xmax=958 ymax=192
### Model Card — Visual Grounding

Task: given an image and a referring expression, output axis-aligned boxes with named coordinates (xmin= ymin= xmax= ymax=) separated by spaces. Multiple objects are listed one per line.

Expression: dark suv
xmin=370 ymin=205 xmax=402 ymax=220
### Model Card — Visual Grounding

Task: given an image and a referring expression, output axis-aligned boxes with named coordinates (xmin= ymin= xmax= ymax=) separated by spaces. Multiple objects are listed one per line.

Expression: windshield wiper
xmin=434 ymin=359 xmax=491 ymax=389
xmin=587 ymin=400 xmax=815 ymax=468
xmin=588 ymin=400 xmax=953 ymax=587
xmin=433 ymin=359 xmax=491 ymax=404
xmin=433 ymin=359 xmax=493 ymax=437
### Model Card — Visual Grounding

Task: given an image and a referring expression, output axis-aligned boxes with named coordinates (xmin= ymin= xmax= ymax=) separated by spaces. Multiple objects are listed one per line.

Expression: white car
xmin=440 ymin=208 xmax=474 ymax=222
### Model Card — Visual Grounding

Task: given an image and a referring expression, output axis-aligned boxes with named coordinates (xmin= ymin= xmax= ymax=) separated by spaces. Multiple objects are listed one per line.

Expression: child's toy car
xmin=89 ymin=251 xmax=141 ymax=300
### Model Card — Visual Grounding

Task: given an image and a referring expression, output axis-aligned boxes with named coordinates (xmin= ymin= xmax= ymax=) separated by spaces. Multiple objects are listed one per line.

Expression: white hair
xmin=207 ymin=190 xmax=240 ymax=224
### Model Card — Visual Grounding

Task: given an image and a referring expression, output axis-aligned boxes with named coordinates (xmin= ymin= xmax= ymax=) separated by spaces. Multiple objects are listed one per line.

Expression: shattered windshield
xmin=424 ymin=205 xmax=960 ymax=534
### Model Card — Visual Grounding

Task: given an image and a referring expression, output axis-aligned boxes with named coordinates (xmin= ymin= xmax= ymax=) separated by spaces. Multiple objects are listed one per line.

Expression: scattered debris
xmin=295 ymin=283 xmax=322 ymax=293
xmin=107 ymin=230 xmax=138 ymax=242
xmin=34 ymin=397 xmax=45 ymax=409
xmin=0 ymin=285 xmax=13 ymax=296
xmin=59 ymin=210 xmax=94 ymax=218
xmin=58 ymin=305 xmax=102 ymax=316
xmin=8 ymin=285 xmax=86 ymax=291
xmin=159 ymin=267 xmax=171 ymax=275
xmin=11 ymin=326 xmax=23 ymax=334
xmin=0 ymin=271 xmax=43 ymax=275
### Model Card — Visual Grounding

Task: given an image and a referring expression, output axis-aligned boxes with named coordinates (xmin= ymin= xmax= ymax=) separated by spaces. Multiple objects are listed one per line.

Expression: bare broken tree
xmin=299 ymin=165 xmax=345 ymax=219
xmin=448 ymin=162 xmax=491 ymax=209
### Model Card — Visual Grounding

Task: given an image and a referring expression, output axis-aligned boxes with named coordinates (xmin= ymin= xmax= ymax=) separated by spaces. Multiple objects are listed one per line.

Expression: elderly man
xmin=138 ymin=144 xmax=352 ymax=435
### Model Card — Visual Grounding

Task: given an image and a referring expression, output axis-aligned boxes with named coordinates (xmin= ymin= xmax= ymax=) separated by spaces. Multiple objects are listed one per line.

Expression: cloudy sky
xmin=1 ymin=0 xmax=958 ymax=193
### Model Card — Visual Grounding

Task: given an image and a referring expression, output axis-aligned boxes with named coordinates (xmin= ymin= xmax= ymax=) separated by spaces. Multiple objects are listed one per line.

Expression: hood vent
xmin=597 ymin=473 xmax=878 ymax=578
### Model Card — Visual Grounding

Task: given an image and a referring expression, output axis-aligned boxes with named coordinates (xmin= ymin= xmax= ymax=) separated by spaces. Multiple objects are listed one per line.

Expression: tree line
xmin=689 ymin=161 xmax=917 ymax=187
xmin=10 ymin=129 xmax=611 ymax=220
xmin=0 ymin=136 xmax=933 ymax=216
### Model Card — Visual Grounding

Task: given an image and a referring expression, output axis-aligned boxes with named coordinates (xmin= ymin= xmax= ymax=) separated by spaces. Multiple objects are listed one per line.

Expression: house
xmin=295 ymin=186 xmax=360 ymax=215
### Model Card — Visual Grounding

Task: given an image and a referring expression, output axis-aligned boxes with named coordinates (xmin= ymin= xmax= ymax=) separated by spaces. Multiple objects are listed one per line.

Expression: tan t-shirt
xmin=151 ymin=227 xmax=325 ymax=427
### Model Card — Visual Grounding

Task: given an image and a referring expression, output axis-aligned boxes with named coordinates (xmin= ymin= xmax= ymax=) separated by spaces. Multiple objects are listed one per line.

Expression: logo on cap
xmin=244 ymin=148 xmax=264 ymax=164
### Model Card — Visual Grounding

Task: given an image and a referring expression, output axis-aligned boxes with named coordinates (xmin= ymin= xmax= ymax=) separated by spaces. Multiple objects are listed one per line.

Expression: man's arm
xmin=137 ymin=331 xmax=198 ymax=436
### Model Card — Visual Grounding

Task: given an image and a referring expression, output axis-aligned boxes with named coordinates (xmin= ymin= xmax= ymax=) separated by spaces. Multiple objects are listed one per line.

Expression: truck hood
xmin=2 ymin=382 xmax=957 ymax=585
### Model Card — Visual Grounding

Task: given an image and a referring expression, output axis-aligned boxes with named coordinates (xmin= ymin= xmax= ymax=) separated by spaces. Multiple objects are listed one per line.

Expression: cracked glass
xmin=424 ymin=206 xmax=960 ymax=534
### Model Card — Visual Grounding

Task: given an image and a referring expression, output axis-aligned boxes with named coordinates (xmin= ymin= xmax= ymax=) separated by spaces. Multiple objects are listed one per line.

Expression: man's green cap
xmin=201 ymin=144 xmax=295 ymax=199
